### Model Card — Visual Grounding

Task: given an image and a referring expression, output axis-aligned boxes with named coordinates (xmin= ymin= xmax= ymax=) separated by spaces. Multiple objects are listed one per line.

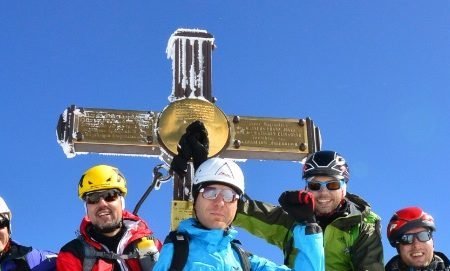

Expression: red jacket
xmin=57 ymin=211 xmax=162 ymax=271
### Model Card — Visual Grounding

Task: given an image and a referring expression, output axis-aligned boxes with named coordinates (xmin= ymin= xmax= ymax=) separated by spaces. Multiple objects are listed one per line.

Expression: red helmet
xmin=387 ymin=206 xmax=436 ymax=247
xmin=302 ymin=150 xmax=350 ymax=182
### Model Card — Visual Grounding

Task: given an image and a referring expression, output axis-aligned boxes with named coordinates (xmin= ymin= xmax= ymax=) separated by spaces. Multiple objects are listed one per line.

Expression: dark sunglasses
xmin=200 ymin=187 xmax=240 ymax=203
xmin=84 ymin=190 xmax=121 ymax=205
xmin=398 ymin=230 xmax=432 ymax=245
xmin=0 ymin=218 xmax=9 ymax=229
xmin=306 ymin=180 xmax=344 ymax=191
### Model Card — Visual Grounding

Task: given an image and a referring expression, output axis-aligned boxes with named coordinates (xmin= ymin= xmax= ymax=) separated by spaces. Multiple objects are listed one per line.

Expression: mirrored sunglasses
xmin=398 ymin=230 xmax=432 ymax=245
xmin=200 ymin=187 xmax=240 ymax=203
xmin=84 ymin=190 xmax=121 ymax=205
xmin=306 ymin=180 xmax=344 ymax=191
xmin=0 ymin=218 xmax=9 ymax=229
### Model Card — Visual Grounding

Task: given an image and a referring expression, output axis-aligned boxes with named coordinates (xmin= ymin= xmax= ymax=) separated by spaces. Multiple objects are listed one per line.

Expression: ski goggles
xmin=306 ymin=180 xmax=344 ymax=191
xmin=84 ymin=189 xmax=121 ymax=205
xmin=398 ymin=230 xmax=432 ymax=245
xmin=0 ymin=218 xmax=9 ymax=229
xmin=199 ymin=187 xmax=240 ymax=203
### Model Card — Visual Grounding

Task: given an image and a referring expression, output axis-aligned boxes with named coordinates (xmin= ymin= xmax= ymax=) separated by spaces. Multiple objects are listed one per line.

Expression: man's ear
xmin=120 ymin=196 xmax=125 ymax=210
xmin=341 ymin=182 xmax=347 ymax=197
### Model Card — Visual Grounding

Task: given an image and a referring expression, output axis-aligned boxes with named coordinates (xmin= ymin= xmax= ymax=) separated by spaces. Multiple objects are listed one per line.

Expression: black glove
xmin=170 ymin=120 xmax=209 ymax=177
xmin=278 ymin=190 xmax=316 ymax=223
xmin=185 ymin=120 xmax=209 ymax=170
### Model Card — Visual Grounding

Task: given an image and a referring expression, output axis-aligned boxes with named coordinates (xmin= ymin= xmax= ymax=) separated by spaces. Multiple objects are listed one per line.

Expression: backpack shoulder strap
xmin=164 ymin=231 xmax=190 ymax=271
xmin=164 ymin=231 xmax=251 ymax=271
xmin=231 ymin=239 xmax=252 ymax=271
xmin=77 ymin=236 xmax=136 ymax=271
xmin=77 ymin=236 xmax=97 ymax=271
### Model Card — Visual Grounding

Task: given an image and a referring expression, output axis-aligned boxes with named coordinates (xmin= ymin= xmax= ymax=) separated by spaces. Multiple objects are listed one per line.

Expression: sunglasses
xmin=0 ymin=218 xmax=9 ymax=229
xmin=200 ymin=187 xmax=240 ymax=203
xmin=398 ymin=230 xmax=432 ymax=245
xmin=84 ymin=190 xmax=121 ymax=205
xmin=306 ymin=180 xmax=344 ymax=191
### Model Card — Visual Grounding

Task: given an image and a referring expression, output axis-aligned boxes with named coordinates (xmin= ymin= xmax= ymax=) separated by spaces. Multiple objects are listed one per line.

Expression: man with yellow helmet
xmin=57 ymin=165 xmax=162 ymax=271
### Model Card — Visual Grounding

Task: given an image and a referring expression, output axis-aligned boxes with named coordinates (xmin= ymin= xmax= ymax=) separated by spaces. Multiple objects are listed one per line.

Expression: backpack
xmin=164 ymin=230 xmax=251 ymax=271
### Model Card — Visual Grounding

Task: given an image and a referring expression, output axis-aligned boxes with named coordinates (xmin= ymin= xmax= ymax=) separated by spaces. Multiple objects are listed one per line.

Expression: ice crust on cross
xmin=166 ymin=28 xmax=215 ymax=103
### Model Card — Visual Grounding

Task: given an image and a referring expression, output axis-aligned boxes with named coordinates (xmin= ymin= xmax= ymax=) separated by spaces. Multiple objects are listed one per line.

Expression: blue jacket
xmin=153 ymin=218 xmax=324 ymax=271
xmin=0 ymin=240 xmax=57 ymax=271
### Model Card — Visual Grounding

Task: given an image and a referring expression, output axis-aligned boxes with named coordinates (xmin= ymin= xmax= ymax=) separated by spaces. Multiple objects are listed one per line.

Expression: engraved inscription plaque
xmin=57 ymin=106 xmax=160 ymax=157
xmin=157 ymin=99 xmax=230 ymax=157
xmin=222 ymin=116 xmax=318 ymax=161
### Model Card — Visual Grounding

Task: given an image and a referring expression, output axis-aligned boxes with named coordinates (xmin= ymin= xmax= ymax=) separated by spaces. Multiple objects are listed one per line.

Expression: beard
xmin=93 ymin=220 xmax=122 ymax=234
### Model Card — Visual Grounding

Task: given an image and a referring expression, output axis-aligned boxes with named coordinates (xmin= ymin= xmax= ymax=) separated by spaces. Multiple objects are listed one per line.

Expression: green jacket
xmin=235 ymin=192 xmax=384 ymax=271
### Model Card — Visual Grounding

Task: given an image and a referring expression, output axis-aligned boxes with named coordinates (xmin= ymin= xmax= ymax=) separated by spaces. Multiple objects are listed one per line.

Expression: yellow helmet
xmin=78 ymin=165 xmax=128 ymax=199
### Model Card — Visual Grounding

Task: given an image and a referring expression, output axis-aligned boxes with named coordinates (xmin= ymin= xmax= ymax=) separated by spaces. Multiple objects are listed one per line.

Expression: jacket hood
xmin=331 ymin=193 xmax=379 ymax=231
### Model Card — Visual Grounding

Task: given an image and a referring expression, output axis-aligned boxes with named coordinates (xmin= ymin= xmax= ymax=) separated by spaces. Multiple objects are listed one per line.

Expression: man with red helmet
xmin=234 ymin=150 xmax=384 ymax=270
xmin=385 ymin=206 xmax=449 ymax=270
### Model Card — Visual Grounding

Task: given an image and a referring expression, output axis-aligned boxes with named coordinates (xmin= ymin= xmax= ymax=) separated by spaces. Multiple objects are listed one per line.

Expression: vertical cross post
xmin=167 ymin=29 xmax=215 ymax=102
xmin=165 ymin=29 xmax=216 ymax=212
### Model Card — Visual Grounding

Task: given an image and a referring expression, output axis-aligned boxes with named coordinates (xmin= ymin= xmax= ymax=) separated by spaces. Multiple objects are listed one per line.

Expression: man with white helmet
xmin=156 ymin=157 xmax=325 ymax=271
xmin=0 ymin=196 xmax=57 ymax=270
xmin=56 ymin=164 xmax=162 ymax=271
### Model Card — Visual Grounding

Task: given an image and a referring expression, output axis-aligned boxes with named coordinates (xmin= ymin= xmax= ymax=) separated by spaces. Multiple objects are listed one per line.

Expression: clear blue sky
xmin=1 ymin=1 xmax=449 ymax=265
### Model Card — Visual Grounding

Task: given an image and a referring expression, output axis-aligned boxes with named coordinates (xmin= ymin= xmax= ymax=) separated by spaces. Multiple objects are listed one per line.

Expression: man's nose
xmin=212 ymin=194 xmax=226 ymax=205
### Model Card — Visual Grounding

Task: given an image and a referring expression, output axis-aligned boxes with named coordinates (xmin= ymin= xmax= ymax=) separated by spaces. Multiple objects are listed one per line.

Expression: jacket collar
xmin=178 ymin=218 xmax=237 ymax=250
xmin=79 ymin=210 xmax=151 ymax=251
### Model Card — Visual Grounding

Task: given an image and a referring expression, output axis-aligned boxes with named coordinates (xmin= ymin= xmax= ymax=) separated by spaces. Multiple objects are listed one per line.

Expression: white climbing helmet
xmin=0 ymin=196 xmax=11 ymax=220
xmin=193 ymin=158 xmax=245 ymax=194
xmin=0 ymin=196 xmax=11 ymax=233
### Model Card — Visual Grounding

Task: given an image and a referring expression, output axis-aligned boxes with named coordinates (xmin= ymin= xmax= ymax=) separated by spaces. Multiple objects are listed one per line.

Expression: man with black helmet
xmin=385 ymin=206 xmax=449 ymax=271
xmin=234 ymin=150 xmax=384 ymax=271
xmin=57 ymin=164 xmax=162 ymax=271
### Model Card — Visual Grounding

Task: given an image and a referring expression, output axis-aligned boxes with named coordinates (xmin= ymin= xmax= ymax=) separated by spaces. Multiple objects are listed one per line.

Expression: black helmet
xmin=302 ymin=150 xmax=350 ymax=182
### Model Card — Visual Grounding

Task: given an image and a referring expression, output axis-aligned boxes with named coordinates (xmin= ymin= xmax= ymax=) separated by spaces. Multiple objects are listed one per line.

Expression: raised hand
xmin=170 ymin=120 xmax=209 ymax=177
xmin=278 ymin=190 xmax=316 ymax=223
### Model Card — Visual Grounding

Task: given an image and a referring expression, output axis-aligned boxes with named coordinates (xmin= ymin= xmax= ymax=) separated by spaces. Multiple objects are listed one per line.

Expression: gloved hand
xmin=137 ymin=237 xmax=159 ymax=269
xmin=170 ymin=120 xmax=209 ymax=177
xmin=278 ymin=190 xmax=316 ymax=223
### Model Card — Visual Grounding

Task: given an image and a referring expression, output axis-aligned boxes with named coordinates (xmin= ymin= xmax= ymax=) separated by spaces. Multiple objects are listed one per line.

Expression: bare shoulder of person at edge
xmin=170 ymin=120 xmax=209 ymax=176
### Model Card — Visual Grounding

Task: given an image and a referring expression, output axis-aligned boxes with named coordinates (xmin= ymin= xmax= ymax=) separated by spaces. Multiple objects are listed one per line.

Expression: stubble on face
xmin=399 ymin=228 xmax=434 ymax=268
xmin=0 ymin=227 xmax=9 ymax=252
xmin=194 ymin=184 xmax=238 ymax=230
xmin=307 ymin=176 xmax=345 ymax=216
xmin=87 ymin=198 xmax=123 ymax=235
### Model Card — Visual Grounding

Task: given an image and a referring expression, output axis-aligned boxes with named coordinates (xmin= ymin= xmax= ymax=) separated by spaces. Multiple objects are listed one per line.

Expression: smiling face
xmin=85 ymin=190 xmax=123 ymax=236
xmin=194 ymin=184 xmax=238 ymax=230
xmin=398 ymin=227 xmax=434 ymax=268
xmin=306 ymin=176 xmax=346 ymax=216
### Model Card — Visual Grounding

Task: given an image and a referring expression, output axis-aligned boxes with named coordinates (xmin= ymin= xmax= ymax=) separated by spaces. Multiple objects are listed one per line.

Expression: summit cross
xmin=56 ymin=29 xmax=321 ymax=229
